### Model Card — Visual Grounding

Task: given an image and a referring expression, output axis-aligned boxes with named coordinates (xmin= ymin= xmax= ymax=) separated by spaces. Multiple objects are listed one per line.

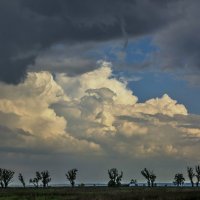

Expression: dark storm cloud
xmin=0 ymin=0 xmax=179 ymax=83
xmin=0 ymin=125 xmax=33 ymax=152
xmin=154 ymin=0 xmax=200 ymax=76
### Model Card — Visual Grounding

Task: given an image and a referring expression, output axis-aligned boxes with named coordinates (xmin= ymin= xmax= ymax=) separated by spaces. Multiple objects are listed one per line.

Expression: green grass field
xmin=0 ymin=187 xmax=200 ymax=200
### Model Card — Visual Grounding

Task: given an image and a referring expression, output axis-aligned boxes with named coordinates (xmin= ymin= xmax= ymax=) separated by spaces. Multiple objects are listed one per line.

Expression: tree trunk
xmin=147 ymin=180 xmax=150 ymax=187
xmin=151 ymin=181 xmax=153 ymax=187
xmin=72 ymin=181 xmax=75 ymax=187
xmin=4 ymin=182 xmax=8 ymax=188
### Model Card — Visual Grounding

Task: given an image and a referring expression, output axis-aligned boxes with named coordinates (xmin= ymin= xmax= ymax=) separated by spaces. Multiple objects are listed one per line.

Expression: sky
xmin=1 ymin=0 xmax=200 ymax=185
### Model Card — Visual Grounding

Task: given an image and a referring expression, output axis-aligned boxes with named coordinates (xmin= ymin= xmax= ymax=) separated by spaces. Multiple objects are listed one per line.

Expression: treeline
xmin=0 ymin=168 xmax=78 ymax=188
xmin=1 ymin=166 xmax=200 ymax=188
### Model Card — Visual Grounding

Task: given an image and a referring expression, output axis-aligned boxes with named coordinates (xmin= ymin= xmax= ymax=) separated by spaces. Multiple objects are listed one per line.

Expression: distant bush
xmin=78 ymin=183 xmax=85 ymax=187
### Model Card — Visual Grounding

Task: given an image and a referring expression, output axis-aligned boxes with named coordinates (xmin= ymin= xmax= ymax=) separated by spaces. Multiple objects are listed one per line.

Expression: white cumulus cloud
xmin=0 ymin=61 xmax=200 ymax=179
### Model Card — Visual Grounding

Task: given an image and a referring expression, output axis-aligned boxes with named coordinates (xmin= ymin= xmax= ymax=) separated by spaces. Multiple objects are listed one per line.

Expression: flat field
xmin=0 ymin=187 xmax=200 ymax=200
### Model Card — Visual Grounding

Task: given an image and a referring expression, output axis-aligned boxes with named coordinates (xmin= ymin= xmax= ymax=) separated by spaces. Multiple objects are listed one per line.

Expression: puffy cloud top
xmin=134 ymin=94 xmax=188 ymax=117
xmin=56 ymin=61 xmax=138 ymax=105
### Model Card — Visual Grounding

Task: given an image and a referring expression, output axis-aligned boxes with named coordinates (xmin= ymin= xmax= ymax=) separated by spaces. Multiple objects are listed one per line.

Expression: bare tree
xmin=141 ymin=168 xmax=156 ymax=187
xmin=173 ymin=173 xmax=185 ymax=187
xmin=187 ymin=167 xmax=195 ymax=187
xmin=0 ymin=168 xmax=15 ymax=188
xmin=66 ymin=169 xmax=78 ymax=187
xmin=108 ymin=168 xmax=123 ymax=187
xmin=141 ymin=168 xmax=150 ymax=187
xmin=150 ymin=172 xmax=156 ymax=187
xmin=0 ymin=169 xmax=3 ymax=188
xmin=195 ymin=165 xmax=200 ymax=187
xmin=29 ymin=171 xmax=42 ymax=187
xmin=18 ymin=173 xmax=25 ymax=188
xmin=41 ymin=170 xmax=51 ymax=188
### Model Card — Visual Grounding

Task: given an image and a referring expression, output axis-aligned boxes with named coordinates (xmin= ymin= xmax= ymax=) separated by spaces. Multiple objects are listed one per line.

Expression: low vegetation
xmin=1 ymin=187 xmax=200 ymax=200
